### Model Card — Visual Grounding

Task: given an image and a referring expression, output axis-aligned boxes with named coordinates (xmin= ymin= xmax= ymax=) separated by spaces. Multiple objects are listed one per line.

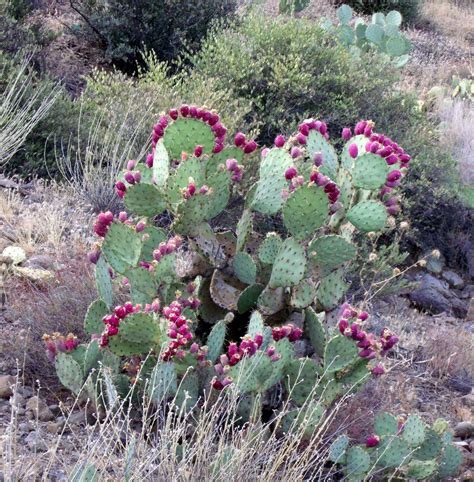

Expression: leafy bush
xmin=190 ymin=13 xmax=419 ymax=146
xmin=336 ymin=0 xmax=420 ymax=24
xmin=69 ymin=0 xmax=238 ymax=72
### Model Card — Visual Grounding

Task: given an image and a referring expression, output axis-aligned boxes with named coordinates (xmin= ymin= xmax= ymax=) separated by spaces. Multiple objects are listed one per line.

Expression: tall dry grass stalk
xmin=0 ymin=54 xmax=60 ymax=167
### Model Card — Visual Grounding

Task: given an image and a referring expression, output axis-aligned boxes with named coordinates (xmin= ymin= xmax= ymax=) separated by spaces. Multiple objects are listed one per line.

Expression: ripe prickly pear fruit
xmin=348 ymin=143 xmax=358 ymax=158
xmin=124 ymin=172 xmax=135 ymax=184
xmin=146 ymin=153 xmax=153 ymax=168
xmin=134 ymin=171 xmax=142 ymax=183
xmin=313 ymin=152 xmax=323 ymax=166
xmin=243 ymin=140 xmax=257 ymax=154
xmin=213 ymin=143 xmax=224 ymax=154
xmin=342 ymin=127 xmax=351 ymax=140
xmin=226 ymin=158 xmax=238 ymax=171
xmin=296 ymin=133 xmax=307 ymax=145
xmin=354 ymin=121 xmax=367 ymax=136
xmin=127 ymin=159 xmax=136 ymax=170
xmin=208 ymin=113 xmax=219 ymax=126
xmin=274 ymin=134 xmax=285 ymax=148
xmin=285 ymin=166 xmax=298 ymax=180
xmin=298 ymin=123 xmax=310 ymax=136
xmin=371 ymin=364 xmax=385 ymax=376
xmin=366 ymin=435 xmax=380 ymax=447
xmin=169 ymin=108 xmax=179 ymax=120
xmin=234 ymin=132 xmax=246 ymax=147
xmin=189 ymin=106 xmax=198 ymax=118
xmin=87 ymin=250 xmax=100 ymax=264
xmin=387 ymin=170 xmax=402 ymax=182
xmin=194 ymin=145 xmax=203 ymax=157
xmin=180 ymin=104 xmax=190 ymax=117
xmin=290 ymin=146 xmax=301 ymax=159
xmin=135 ymin=221 xmax=146 ymax=232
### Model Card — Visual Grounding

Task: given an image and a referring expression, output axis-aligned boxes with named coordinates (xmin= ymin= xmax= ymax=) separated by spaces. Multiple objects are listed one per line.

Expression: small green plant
xmin=279 ymin=0 xmax=310 ymax=14
xmin=338 ymin=0 xmax=420 ymax=25
xmin=329 ymin=413 xmax=463 ymax=480
xmin=322 ymin=4 xmax=411 ymax=68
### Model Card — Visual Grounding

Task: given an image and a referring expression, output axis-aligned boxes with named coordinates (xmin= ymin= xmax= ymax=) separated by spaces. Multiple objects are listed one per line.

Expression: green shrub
xmin=336 ymin=0 xmax=420 ymax=24
xmin=190 ymin=13 xmax=418 ymax=146
xmin=70 ymin=0 xmax=238 ymax=72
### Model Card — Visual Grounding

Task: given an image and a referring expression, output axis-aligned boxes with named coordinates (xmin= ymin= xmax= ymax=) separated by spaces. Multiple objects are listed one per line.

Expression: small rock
xmin=46 ymin=421 xmax=64 ymax=434
xmin=26 ymin=396 xmax=54 ymax=422
xmin=1 ymin=246 xmax=26 ymax=265
xmin=442 ymin=270 xmax=465 ymax=289
xmin=17 ymin=386 xmax=33 ymax=398
xmin=461 ymin=391 xmax=474 ymax=408
xmin=9 ymin=392 xmax=25 ymax=408
xmin=454 ymin=421 xmax=474 ymax=439
xmin=0 ymin=376 xmax=15 ymax=399
xmin=24 ymin=254 xmax=56 ymax=271
xmin=18 ymin=422 xmax=31 ymax=433
xmin=24 ymin=431 xmax=48 ymax=452
xmin=12 ymin=266 xmax=54 ymax=283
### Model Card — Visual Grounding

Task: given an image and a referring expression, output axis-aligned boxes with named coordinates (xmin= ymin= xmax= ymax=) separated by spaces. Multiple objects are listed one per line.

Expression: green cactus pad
xmin=308 ymin=235 xmax=357 ymax=272
xmin=147 ymin=361 xmax=177 ymax=403
xmin=328 ymin=434 xmax=349 ymax=463
xmin=55 ymin=352 xmax=84 ymax=395
xmin=173 ymin=194 xmax=211 ymax=236
xmin=290 ymin=278 xmax=317 ymax=308
xmin=174 ymin=372 xmax=199 ymax=412
xmin=83 ymin=340 xmax=101 ymax=375
xmin=316 ymin=378 xmax=343 ymax=405
xmin=230 ymin=352 xmax=274 ymax=394
xmin=198 ymin=278 xmax=227 ymax=324
xmin=237 ymin=284 xmax=264 ymax=314
xmin=347 ymin=200 xmax=387 ymax=232
xmin=386 ymin=35 xmax=410 ymax=57
xmin=269 ymin=238 xmax=306 ymax=288
xmin=95 ymin=257 xmax=113 ymax=308
xmin=69 ymin=345 xmax=87 ymax=366
xmin=324 ymin=335 xmax=358 ymax=372
xmin=236 ymin=209 xmax=253 ymax=253
xmin=102 ymin=222 xmax=142 ymax=274
xmin=140 ymin=226 xmax=167 ymax=262
xmin=280 ymin=401 xmax=324 ymax=439
xmin=193 ymin=223 xmax=227 ymax=268
xmin=336 ymin=167 xmax=353 ymax=210
xmin=406 ymin=460 xmax=437 ymax=479
xmin=375 ymin=436 xmax=411 ymax=468
xmin=317 ymin=267 xmax=348 ymax=310
xmin=206 ymin=319 xmax=227 ymax=362
xmin=285 ymin=357 xmax=320 ymax=406
xmin=108 ymin=333 xmax=151 ymax=356
xmin=205 ymin=147 xmax=243 ymax=177
xmin=258 ymin=233 xmax=282 ymax=265
xmin=126 ymin=267 xmax=157 ymax=305
xmin=124 ymin=184 xmax=167 ymax=218
xmin=352 ymin=153 xmax=390 ymax=190
xmin=163 ymin=118 xmax=214 ymax=160
xmin=338 ymin=359 xmax=370 ymax=388
xmin=374 ymin=412 xmax=398 ymax=436
xmin=167 ymin=157 xmax=206 ymax=206
xmin=210 ymin=269 xmax=241 ymax=311
xmin=151 ymin=139 xmax=169 ymax=187
xmin=233 ymin=252 xmax=257 ymax=285
xmin=402 ymin=415 xmax=426 ymax=447
xmin=341 ymin=135 xmax=367 ymax=169
xmin=414 ymin=429 xmax=443 ymax=461
xmin=438 ymin=444 xmax=463 ymax=479
xmin=306 ymin=129 xmax=338 ymax=179
xmin=119 ymin=313 xmax=162 ymax=344
xmin=304 ymin=307 xmax=326 ymax=358
xmin=84 ymin=299 xmax=109 ymax=335
xmin=282 ymin=185 xmax=328 ymax=240
xmin=205 ymin=169 xmax=231 ymax=219
xmin=247 ymin=311 xmax=265 ymax=338
xmin=346 ymin=446 xmax=370 ymax=478
xmin=251 ymin=148 xmax=293 ymax=215
xmin=257 ymin=285 xmax=285 ymax=315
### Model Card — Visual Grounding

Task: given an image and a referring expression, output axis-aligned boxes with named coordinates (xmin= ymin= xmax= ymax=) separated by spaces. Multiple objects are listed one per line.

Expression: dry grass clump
xmin=421 ymin=0 xmax=474 ymax=48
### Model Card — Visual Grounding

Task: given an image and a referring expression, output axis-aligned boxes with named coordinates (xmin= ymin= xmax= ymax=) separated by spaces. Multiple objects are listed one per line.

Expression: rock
xmin=26 ymin=396 xmax=55 ymax=422
xmin=423 ymin=250 xmax=445 ymax=274
xmin=468 ymin=248 xmax=474 ymax=280
xmin=24 ymin=431 xmax=48 ymax=452
xmin=0 ymin=375 xmax=15 ymax=399
xmin=442 ymin=270 xmax=465 ymax=289
xmin=1 ymin=246 xmax=26 ymax=265
xmin=467 ymin=298 xmax=474 ymax=322
xmin=454 ymin=421 xmax=474 ymax=439
xmin=24 ymin=255 xmax=56 ymax=271
xmin=18 ymin=422 xmax=31 ymax=433
xmin=461 ymin=391 xmax=474 ymax=409
xmin=460 ymin=284 xmax=474 ymax=300
xmin=409 ymin=273 xmax=468 ymax=318
xmin=46 ymin=421 xmax=64 ymax=434
xmin=12 ymin=266 xmax=54 ymax=283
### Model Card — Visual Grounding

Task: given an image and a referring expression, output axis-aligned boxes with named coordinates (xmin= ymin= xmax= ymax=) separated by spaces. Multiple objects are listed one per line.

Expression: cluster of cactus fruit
xmin=321 ymin=4 xmax=412 ymax=68
xmin=329 ymin=413 xmax=463 ymax=479
xmin=45 ymin=104 xmax=461 ymax=478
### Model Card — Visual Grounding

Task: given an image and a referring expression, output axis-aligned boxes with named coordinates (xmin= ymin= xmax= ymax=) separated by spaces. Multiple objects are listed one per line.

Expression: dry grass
xmin=421 ymin=0 xmax=474 ymax=48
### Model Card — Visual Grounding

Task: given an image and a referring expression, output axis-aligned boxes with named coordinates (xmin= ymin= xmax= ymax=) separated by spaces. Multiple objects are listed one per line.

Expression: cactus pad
xmin=140 ymin=226 xmax=167 ymax=262
xmin=316 ymin=378 xmax=343 ymax=405
xmin=306 ymin=129 xmax=338 ymax=179
xmin=282 ymin=184 xmax=328 ymax=240
xmin=374 ymin=412 xmax=398 ymax=436
xmin=341 ymin=135 xmax=367 ymax=169
xmin=236 ymin=209 xmax=253 ymax=253
xmin=347 ymin=200 xmax=387 ymax=232
xmin=406 ymin=460 xmax=437 ymax=479
xmin=233 ymin=252 xmax=257 ymax=285
xmin=205 ymin=147 xmax=243 ymax=177
xmin=95 ymin=257 xmax=113 ymax=308
xmin=308 ymin=235 xmax=357 ymax=272
xmin=124 ymin=184 xmax=167 ymax=218
xmin=210 ymin=269 xmax=241 ymax=311
xmin=154 ymin=253 xmax=177 ymax=285
xmin=55 ymin=352 xmax=83 ymax=395
xmin=83 ymin=340 xmax=101 ymax=375
xmin=206 ymin=319 xmax=227 ymax=362
xmin=148 ymin=361 xmax=177 ymax=403
xmin=414 ymin=429 xmax=442 ymax=461
xmin=126 ymin=267 xmax=157 ymax=305
xmin=84 ymin=299 xmax=109 ymax=335
xmin=174 ymin=372 xmax=199 ymax=411
xmin=119 ymin=313 xmax=162 ymax=344
xmin=352 ymin=153 xmax=390 ymax=190
xmin=108 ymin=333 xmax=151 ymax=356
xmin=402 ymin=415 xmax=426 ymax=447
xmin=237 ymin=284 xmax=264 ymax=314
xmin=285 ymin=357 xmax=320 ymax=406
xmin=194 ymin=223 xmax=227 ymax=268
xmin=198 ymin=278 xmax=227 ymax=324
xmin=328 ymin=434 xmax=349 ymax=463
xmin=346 ymin=446 xmax=370 ymax=478
xmin=230 ymin=352 xmax=274 ymax=394
xmin=291 ymin=278 xmax=317 ymax=308
xmin=173 ymin=195 xmax=211 ymax=236
xmin=438 ymin=444 xmax=463 ymax=479
xmin=324 ymin=335 xmax=358 ymax=372
xmin=280 ymin=401 xmax=324 ymax=439
xmin=375 ymin=436 xmax=411 ymax=468
xmin=205 ymin=170 xmax=231 ymax=219
xmin=252 ymin=148 xmax=293 ymax=215
xmin=269 ymin=238 xmax=306 ymax=288
xmin=167 ymin=157 xmax=206 ymax=206
xmin=317 ymin=268 xmax=348 ymax=310
xmin=247 ymin=311 xmax=265 ymax=338
xmin=163 ymin=118 xmax=214 ymax=160
xmin=257 ymin=285 xmax=285 ymax=315
xmin=102 ymin=222 xmax=142 ymax=274
xmin=304 ymin=307 xmax=326 ymax=358
xmin=258 ymin=233 xmax=282 ymax=264
xmin=152 ymin=139 xmax=169 ymax=187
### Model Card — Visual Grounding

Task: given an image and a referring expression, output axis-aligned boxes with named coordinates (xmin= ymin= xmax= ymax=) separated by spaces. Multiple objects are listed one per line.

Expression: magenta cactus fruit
xmin=180 ymin=104 xmax=190 ymax=117
xmin=124 ymin=172 xmax=135 ymax=184
xmin=234 ymin=132 xmax=246 ymax=147
xmin=348 ymin=143 xmax=358 ymax=158
xmin=387 ymin=170 xmax=402 ymax=182
xmin=298 ymin=123 xmax=310 ymax=136
xmin=371 ymin=364 xmax=385 ymax=376
xmin=226 ymin=158 xmax=238 ymax=171
xmin=243 ymin=140 xmax=257 ymax=154
xmin=189 ymin=106 xmax=198 ymax=118
xmin=127 ymin=159 xmax=136 ymax=170
xmin=290 ymin=146 xmax=301 ymax=159
xmin=285 ymin=166 xmax=298 ymax=180
xmin=133 ymin=171 xmax=142 ymax=183
xmin=194 ymin=145 xmax=203 ymax=157
xmin=296 ymin=133 xmax=307 ymax=145
xmin=274 ymin=134 xmax=285 ymax=148
xmin=313 ymin=152 xmax=323 ymax=166
xmin=87 ymin=250 xmax=100 ymax=264
xmin=366 ymin=435 xmax=380 ymax=448
xmin=146 ymin=153 xmax=153 ymax=168
xmin=135 ymin=221 xmax=146 ymax=232
xmin=342 ymin=127 xmax=351 ymax=140
xmin=169 ymin=108 xmax=179 ymax=120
